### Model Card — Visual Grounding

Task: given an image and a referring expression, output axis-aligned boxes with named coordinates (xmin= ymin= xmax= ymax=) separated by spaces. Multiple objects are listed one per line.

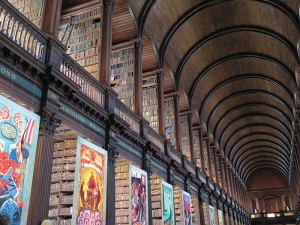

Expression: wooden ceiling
xmin=61 ymin=0 xmax=300 ymax=186
xmin=126 ymin=0 xmax=300 ymax=185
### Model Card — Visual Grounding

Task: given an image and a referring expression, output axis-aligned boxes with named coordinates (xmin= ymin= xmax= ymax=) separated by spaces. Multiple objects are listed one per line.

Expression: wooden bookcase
xmin=202 ymin=139 xmax=210 ymax=176
xmin=174 ymin=186 xmax=184 ymax=224
xmin=115 ymin=157 xmax=130 ymax=225
xmin=8 ymin=0 xmax=45 ymax=28
xmin=48 ymin=139 xmax=77 ymax=225
xmin=111 ymin=47 xmax=135 ymax=111
xmin=164 ymin=97 xmax=176 ymax=147
xmin=191 ymin=195 xmax=201 ymax=225
xmin=142 ymin=77 xmax=158 ymax=131
xmin=203 ymin=201 xmax=210 ymax=225
xmin=151 ymin=174 xmax=163 ymax=225
xmin=58 ymin=3 xmax=102 ymax=79
xmin=193 ymin=130 xmax=202 ymax=168
xmin=180 ymin=116 xmax=191 ymax=160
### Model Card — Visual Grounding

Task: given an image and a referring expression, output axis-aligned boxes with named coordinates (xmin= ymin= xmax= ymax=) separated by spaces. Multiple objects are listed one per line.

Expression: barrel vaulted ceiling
xmin=126 ymin=0 xmax=300 ymax=186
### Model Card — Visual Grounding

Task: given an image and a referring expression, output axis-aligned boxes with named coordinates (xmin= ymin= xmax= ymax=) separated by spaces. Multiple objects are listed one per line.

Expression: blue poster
xmin=161 ymin=181 xmax=175 ymax=225
xmin=0 ymin=95 xmax=40 ymax=225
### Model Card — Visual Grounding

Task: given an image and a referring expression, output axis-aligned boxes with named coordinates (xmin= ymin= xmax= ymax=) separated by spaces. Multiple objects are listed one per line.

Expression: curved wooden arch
xmin=213 ymin=104 xmax=293 ymax=139
xmin=206 ymin=91 xmax=294 ymax=133
xmin=190 ymin=53 xmax=296 ymax=104
xmin=245 ymin=165 xmax=289 ymax=184
xmin=242 ymin=160 xmax=289 ymax=182
xmin=138 ymin=0 xmax=156 ymax=37
xmin=175 ymin=27 xmax=298 ymax=85
xmin=223 ymin=124 xmax=291 ymax=155
xmin=232 ymin=141 xmax=290 ymax=166
xmin=227 ymin=132 xmax=291 ymax=160
xmin=234 ymin=146 xmax=290 ymax=171
xmin=157 ymin=0 xmax=300 ymax=65
xmin=218 ymin=114 xmax=292 ymax=147
xmin=236 ymin=151 xmax=289 ymax=175
xmin=198 ymin=75 xmax=295 ymax=123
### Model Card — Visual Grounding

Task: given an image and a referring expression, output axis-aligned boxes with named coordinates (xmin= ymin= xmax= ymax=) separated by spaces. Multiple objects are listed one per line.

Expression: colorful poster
xmin=72 ymin=137 xmax=107 ymax=225
xmin=218 ymin=209 xmax=223 ymax=225
xmin=0 ymin=95 xmax=40 ymax=225
xmin=161 ymin=181 xmax=175 ymax=225
xmin=182 ymin=191 xmax=192 ymax=225
xmin=129 ymin=164 xmax=148 ymax=225
xmin=209 ymin=205 xmax=216 ymax=225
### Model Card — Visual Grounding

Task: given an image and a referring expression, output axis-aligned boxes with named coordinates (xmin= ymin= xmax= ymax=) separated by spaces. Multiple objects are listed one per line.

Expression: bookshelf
xmin=191 ymin=195 xmax=200 ymax=225
xmin=115 ymin=157 xmax=130 ymax=225
xmin=193 ymin=130 xmax=202 ymax=168
xmin=58 ymin=4 xmax=102 ymax=79
xmin=151 ymin=174 xmax=162 ymax=225
xmin=202 ymin=139 xmax=210 ymax=176
xmin=173 ymin=186 xmax=184 ymax=224
xmin=142 ymin=77 xmax=158 ymax=131
xmin=164 ymin=97 xmax=176 ymax=147
xmin=180 ymin=116 xmax=191 ymax=160
xmin=203 ymin=201 xmax=210 ymax=225
xmin=210 ymin=150 xmax=217 ymax=183
xmin=48 ymin=139 xmax=77 ymax=225
xmin=8 ymin=0 xmax=45 ymax=28
xmin=216 ymin=156 xmax=222 ymax=188
xmin=111 ymin=47 xmax=135 ymax=110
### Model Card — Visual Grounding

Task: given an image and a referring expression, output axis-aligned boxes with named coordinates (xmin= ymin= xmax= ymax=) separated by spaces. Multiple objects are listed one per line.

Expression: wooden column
xmin=206 ymin=139 xmax=213 ymax=178
xmin=212 ymin=147 xmax=219 ymax=184
xmin=104 ymin=114 xmax=118 ymax=225
xmin=41 ymin=0 xmax=62 ymax=35
xmin=27 ymin=110 xmax=61 ymax=225
xmin=100 ymin=0 xmax=114 ymax=85
xmin=156 ymin=71 xmax=165 ymax=136
xmin=198 ymin=128 xmax=205 ymax=172
xmin=173 ymin=94 xmax=181 ymax=151
xmin=187 ymin=112 xmax=195 ymax=163
xmin=134 ymin=40 xmax=143 ymax=116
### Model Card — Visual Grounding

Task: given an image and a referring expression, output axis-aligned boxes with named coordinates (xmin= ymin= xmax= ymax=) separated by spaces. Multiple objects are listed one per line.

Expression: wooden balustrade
xmin=115 ymin=98 xmax=140 ymax=134
xmin=60 ymin=55 xmax=105 ymax=107
xmin=148 ymin=126 xmax=164 ymax=152
xmin=186 ymin=158 xmax=196 ymax=175
xmin=170 ymin=146 xmax=183 ymax=164
xmin=0 ymin=1 xmax=47 ymax=61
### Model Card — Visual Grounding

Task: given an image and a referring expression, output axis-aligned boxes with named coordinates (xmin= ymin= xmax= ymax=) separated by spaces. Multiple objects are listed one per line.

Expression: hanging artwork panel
xmin=182 ymin=191 xmax=192 ymax=225
xmin=0 ymin=95 xmax=40 ymax=225
xmin=129 ymin=164 xmax=148 ymax=225
xmin=209 ymin=205 xmax=216 ymax=225
xmin=72 ymin=137 xmax=107 ymax=225
xmin=161 ymin=181 xmax=175 ymax=225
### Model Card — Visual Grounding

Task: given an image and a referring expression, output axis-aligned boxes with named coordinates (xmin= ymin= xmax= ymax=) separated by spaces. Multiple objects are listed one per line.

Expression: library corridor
xmin=0 ymin=0 xmax=299 ymax=225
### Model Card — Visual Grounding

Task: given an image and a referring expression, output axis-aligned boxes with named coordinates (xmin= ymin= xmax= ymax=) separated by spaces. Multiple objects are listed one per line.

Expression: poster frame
xmin=209 ymin=205 xmax=216 ymax=225
xmin=182 ymin=190 xmax=192 ymax=225
xmin=129 ymin=164 xmax=149 ymax=225
xmin=72 ymin=136 xmax=108 ymax=225
xmin=161 ymin=180 xmax=175 ymax=225
xmin=0 ymin=95 xmax=41 ymax=225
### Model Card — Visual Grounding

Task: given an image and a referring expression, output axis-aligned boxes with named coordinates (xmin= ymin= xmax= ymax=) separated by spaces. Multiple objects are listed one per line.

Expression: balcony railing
xmin=115 ymin=98 xmax=140 ymax=134
xmin=251 ymin=211 xmax=294 ymax=219
xmin=60 ymin=54 xmax=105 ymax=107
xmin=0 ymin=0 xmax=47 ymax=62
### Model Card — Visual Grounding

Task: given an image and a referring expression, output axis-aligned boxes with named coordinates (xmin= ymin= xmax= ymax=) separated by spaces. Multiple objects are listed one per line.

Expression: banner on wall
xmin=209 ymin=205 xmax=216 ymax=225
xmin=161 ymin=181 xmax=175 ymax=225
xmin=0 ymin=95 xmax=40 ymax=225
xmin=129 ymin=164 xmax=148 ymax=225
xmin=218 ymin=209 xmax=224 ymax=225
xmin=182 ymin=191 xmax=192 ymax=225
xmin=72 ymin=137 xmax=108 ymax=225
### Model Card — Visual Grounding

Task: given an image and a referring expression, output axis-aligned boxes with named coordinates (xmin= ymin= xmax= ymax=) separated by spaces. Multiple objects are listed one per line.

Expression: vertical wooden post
xmin=187 ymin=112 xmax=195 ymax=163
xmin=27 ymin=110 xmax=61 ymax=225
xmin=134 ymin=40 xmax=143 ymax=116
xmin=173 ymin=94 xmax=181 ymax=152
xmin=100 ymin=0 xmax=114 ymax=85
xmin=41 ymin=0 xmax=62 ymax=36
xmin=156 ymin=71 xmax=165 ymax=137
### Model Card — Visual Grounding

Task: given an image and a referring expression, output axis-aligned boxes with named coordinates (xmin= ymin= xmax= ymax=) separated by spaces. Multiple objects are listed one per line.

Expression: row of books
xmin=60 ymin=8 xmax=101 ymax=26
xmin=50 ymin=181 xmax=74 ymax=192
xmin=111 ymin=49 xmax=134 ymax=63
xmin=193 ymin=130 xmax=202 ymax=168
xmin=180 ymin=117 xmax=191 ymax=160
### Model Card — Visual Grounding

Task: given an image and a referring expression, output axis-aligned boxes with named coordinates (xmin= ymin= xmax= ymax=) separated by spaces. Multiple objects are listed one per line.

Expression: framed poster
xmin=129 ymin=164 xmax=148 ymax=225
xmin=161 ymin=181 xmax=175 ymax=225
xmin=218 ymin=209 xmax=223 ymax=225
xmin=182 ymin=191 xmax=192 ymax=225
xmin=72 ymin=137 xmax=108 ymax=225
xmin=0 ymin=95 xmax=40 ymax=225
xmin=209 ymin=205 xmax=216 ymax=225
